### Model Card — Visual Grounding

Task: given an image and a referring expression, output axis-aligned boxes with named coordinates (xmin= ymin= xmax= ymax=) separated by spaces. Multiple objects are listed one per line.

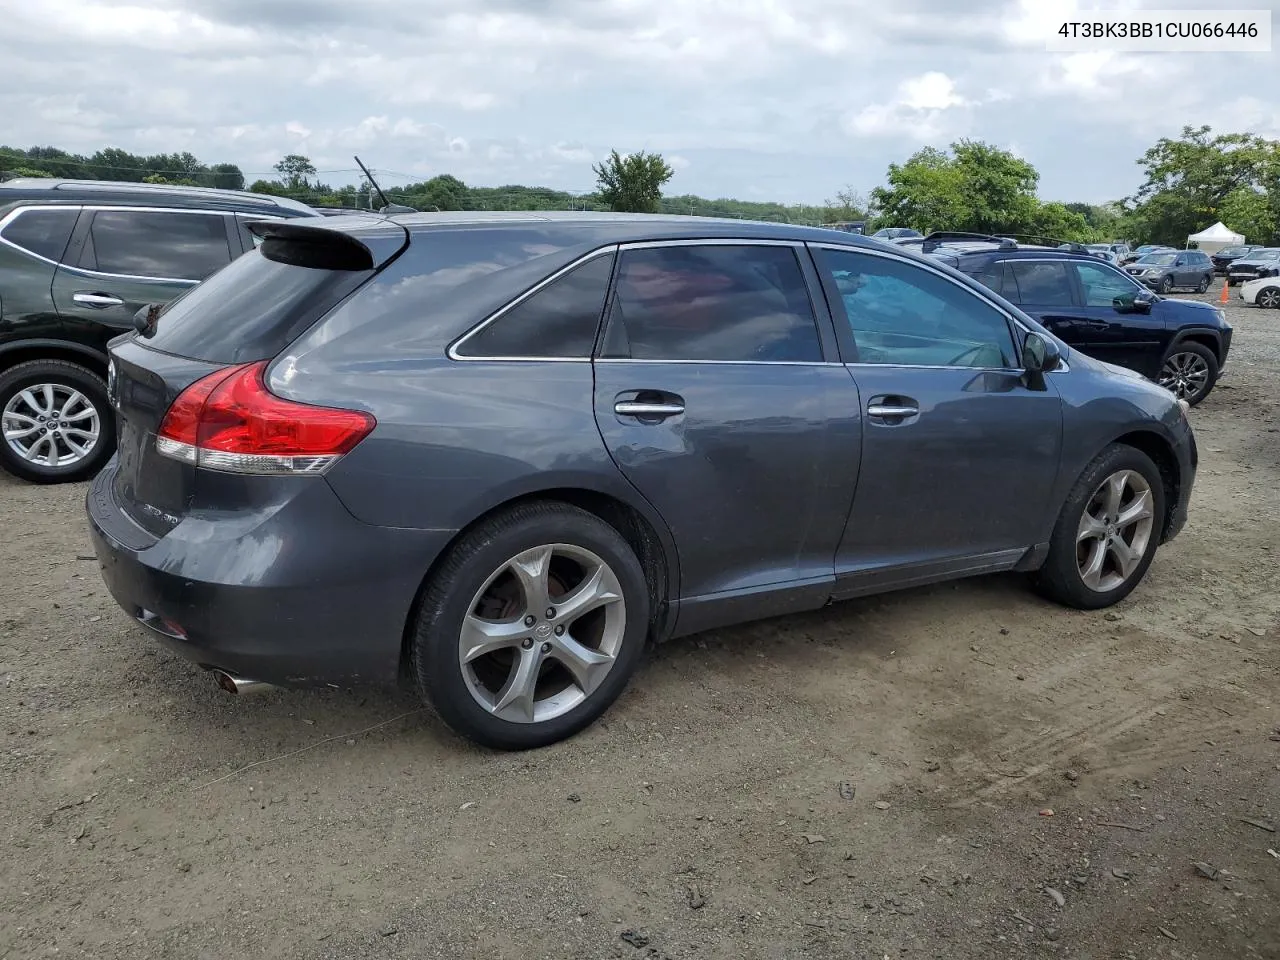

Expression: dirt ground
xmin=2 ymin=290 xmax=1277 ymax=960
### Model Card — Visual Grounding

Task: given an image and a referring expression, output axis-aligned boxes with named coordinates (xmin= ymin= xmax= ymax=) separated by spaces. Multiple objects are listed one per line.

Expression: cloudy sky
xmin=1 ymin=0 xmax=1277 ymax=206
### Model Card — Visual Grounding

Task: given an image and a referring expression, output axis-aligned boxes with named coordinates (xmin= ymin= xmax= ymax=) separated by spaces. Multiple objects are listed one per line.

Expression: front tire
xmin=1158 ymin=341 xmax=1218 ymax=406
xmin=410 ymin=501 xmax=651 ymax=750
xmin=1257 ymin=285 xmax=1280 ymax=309
xmin=1159 ymin=276 xmax=1173 ymax=294
xmin=0 ymin=359 xmax=114 ymax=484
xmin=1033 ymin=444 xmax=1166 ymax=610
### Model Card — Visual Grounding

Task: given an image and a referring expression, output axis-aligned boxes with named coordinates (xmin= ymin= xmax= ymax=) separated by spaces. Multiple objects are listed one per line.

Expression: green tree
xmin=1124 ymin=124 xmax=1279 ymax=245
xmin=592 ymin=149 xmax=675 ymax=213
xmin=273 ymin=154 xmax=317 ymax=190
xmin=1217 ymin=186 xmax=1275 ymax=244
xmin=248 ymin=179 xmax=287 ymax=196
xmin=208 ymin=163 xmax=245 ymax=190
xmin=1 ymin=166 xmax=54 ymax=179
xmin=868 ymin=146 xmax=967 ymax=233
xmin=869 ymin=140 xmax=1094 ymax=240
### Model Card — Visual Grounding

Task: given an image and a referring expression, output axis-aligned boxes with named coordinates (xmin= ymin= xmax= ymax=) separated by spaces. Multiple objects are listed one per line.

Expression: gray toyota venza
xmin=87 ymin=212 xmax=1197 ymax=749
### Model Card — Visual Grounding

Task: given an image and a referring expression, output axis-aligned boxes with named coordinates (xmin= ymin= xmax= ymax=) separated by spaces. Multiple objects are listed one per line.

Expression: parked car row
xmin=908 ymin=232 xmax=1231 ymax=406
xmin=1226 ymin=247 xmax=1280 ymax=285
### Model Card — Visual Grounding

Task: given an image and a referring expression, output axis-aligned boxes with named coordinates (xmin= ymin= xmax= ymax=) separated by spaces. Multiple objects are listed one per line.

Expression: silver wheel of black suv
xmin=0 ymin=360 xmax=113 ymax=484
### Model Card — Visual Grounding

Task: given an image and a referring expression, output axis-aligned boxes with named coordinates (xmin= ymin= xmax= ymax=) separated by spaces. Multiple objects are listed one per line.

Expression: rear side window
xmin=455 ymin=252 xmax=615 ymax=359
xmin=1009 ymin=262 xmax=1075 ymax=306
xmin=83 ymin=210 xmax=233 ymax=281
xmin=141 ymin=247 xmax=372 ymax=364
xmin=968 ymin=261 xmax=1006 ymax=297
xmin=600 ymin=244 xmax=823 ymax=362
xmin=0 ymin=208 xmax=79 ymax=261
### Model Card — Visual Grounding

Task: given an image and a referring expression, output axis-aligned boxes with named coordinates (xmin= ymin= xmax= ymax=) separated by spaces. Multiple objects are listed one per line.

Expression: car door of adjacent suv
xmin=809 ymin=244 xmax=1064 ymax=597
xmin=51 ymin=208 xmax=238 ymax=345
xmin=591 ymin=240 xmax=861 ymax=634
xmin=1064 ymin=259 xmax=1169 ymax=377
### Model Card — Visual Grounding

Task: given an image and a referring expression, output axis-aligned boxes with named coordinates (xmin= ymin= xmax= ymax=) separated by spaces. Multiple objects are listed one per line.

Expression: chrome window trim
xmin=616 ymin=238 xmax=808 ymax=251
xmin=0 ymin=205 xmax=85 ymax=267
xmin=593 ymin=358 xmax=836 ymax=367
xmin=447 ymin=245 xmax=620 ymax=362
xmin=0 ymin=203 xmax=240 ymax=282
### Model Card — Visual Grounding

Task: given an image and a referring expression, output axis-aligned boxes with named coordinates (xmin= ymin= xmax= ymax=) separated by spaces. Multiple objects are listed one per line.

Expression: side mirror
xmin=1022 ymin=332 xmax=1062 ymax=375
xmin=132 ymin=302 xmax=162 ymax=337
xmin=1133 ymin=289 xmax=1157 ymax=312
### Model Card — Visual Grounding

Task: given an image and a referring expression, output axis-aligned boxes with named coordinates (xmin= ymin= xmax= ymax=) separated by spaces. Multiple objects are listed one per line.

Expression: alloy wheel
xmin=2 ymin=383 xmax=102 ymax=468
xmin=1075 ymin=469 xmax=1155 ymax=593
xmin=1259 ymin=287 xmax=1280 ymax=309
xmin=1158 ymin=352 xmax=1210 ymax=401
xmin=459 ymin=543 xmax=626 ymax=724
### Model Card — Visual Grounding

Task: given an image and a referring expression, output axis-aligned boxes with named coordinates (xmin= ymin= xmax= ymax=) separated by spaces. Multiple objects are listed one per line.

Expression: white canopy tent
xmin=1186 ymin=221 xmax=1245 ymax=254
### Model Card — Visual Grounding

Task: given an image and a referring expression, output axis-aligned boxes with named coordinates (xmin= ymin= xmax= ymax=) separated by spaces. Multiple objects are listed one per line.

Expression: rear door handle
xmin=867 ymin=403 xmax=918 ymax=418
xmin=73 ymin=292 xmax=124 ymax=308
xmin=614 ymin=400 xmax=685 ymax=418
xmin=866 ymin=395 xmax=919 ymax=424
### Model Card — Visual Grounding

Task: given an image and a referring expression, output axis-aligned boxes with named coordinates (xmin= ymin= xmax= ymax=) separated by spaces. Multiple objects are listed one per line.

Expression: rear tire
xmin=0 ymin=359 xmax=114 ymax=484
xmin=1195 ymin=275 xmax=1210 ymax=294
xmin=410 ymin=501 xmax=651 ymax=750
xmin=1033 ymin=444 xmax=1166 ymax=610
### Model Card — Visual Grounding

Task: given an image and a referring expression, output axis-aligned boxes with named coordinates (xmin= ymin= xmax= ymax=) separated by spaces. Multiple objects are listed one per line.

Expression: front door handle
xmin=73 ymin=292 xmax=124 ymax=308
xmin=614 ymin=400 xmax=685 ymax=418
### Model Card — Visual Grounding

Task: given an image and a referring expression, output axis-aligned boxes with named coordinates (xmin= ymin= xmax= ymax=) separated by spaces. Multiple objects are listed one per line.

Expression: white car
xmin=1239 ymin=274 xmax=1280 ymax=309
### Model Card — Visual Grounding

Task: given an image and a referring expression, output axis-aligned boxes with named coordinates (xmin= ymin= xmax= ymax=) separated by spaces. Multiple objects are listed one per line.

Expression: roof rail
xmin=999 ymin=233 xmax=1091 ymax=252
xmin=920 ymin=231 xmax=1019 ymax=253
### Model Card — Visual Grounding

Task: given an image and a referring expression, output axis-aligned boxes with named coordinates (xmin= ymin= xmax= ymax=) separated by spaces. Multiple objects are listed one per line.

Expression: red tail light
xmin=156 ymin=361 xmax=376 ymax=475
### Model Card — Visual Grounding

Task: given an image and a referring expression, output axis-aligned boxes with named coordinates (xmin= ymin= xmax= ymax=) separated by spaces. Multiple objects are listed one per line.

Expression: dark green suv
xmin=0 ymin=178 xmax=321 ymax=483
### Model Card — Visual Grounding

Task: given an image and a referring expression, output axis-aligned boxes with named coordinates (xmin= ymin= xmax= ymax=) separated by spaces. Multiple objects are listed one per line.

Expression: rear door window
xmin=0 ymin=207 xmax=80 ymax=261
xmin=599 ymin=244 xmax=823 ymax=362
xmin=81 ymin=210 xmax=234 ymax=281
xmin=454 ymin=252 xmax=615 ymax=359
xmin=1009 ymin=262 xmax=1076 ymax=306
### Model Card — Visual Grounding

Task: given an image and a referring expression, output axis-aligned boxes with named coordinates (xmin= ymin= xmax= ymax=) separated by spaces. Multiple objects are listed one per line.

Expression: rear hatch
xmin=106 ymin=216 xmax=408 ymax=538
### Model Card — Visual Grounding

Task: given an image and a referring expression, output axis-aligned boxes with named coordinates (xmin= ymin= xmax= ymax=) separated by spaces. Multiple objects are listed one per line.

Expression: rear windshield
xmin=142 ymin=248 xmax=373 ymax=363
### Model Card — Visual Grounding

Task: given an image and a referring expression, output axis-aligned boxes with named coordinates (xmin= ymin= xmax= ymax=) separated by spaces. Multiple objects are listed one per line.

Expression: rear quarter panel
xmin=0 ymin=245 xmax=63 ymax=349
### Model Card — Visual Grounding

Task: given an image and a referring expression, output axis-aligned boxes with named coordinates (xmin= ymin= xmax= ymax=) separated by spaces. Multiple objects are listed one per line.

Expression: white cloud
xmin=0 ymin=0 xmax=1274 ymax=205
xmin=847 ymin=72 xmax=973 ymax=141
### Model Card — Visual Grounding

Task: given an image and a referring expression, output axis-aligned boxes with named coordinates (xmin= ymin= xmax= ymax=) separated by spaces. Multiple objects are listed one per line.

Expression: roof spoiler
xmin=246 ymin=218 xmax=408 ymax=271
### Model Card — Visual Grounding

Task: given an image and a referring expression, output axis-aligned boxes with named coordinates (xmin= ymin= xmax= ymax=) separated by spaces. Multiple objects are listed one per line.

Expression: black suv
xmin=0 ymin=178 xmax=321 ymax=483
xmin=1210 ymin=244 xmax=1262 ymax=277
xmin=914 ymin=232 xmax=1232 ymax=406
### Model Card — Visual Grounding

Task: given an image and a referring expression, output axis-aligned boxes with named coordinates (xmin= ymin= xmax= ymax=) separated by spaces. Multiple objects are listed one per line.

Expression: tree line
xmin=3 ymin=125 xmax=1277 ymax=246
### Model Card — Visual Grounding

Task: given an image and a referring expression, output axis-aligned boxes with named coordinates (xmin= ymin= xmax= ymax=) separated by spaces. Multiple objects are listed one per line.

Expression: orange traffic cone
xmin=1220 ymin=278 xmax=1230 ymax=303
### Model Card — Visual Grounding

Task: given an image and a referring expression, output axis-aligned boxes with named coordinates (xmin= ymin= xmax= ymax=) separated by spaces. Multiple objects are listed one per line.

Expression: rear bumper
xmin=85 ymin=458 xmax=456 ymax=688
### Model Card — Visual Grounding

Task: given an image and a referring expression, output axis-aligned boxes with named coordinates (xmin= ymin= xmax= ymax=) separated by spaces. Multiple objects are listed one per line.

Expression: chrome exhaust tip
xmin=212 ymin=670 xmax=270 ymax=696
